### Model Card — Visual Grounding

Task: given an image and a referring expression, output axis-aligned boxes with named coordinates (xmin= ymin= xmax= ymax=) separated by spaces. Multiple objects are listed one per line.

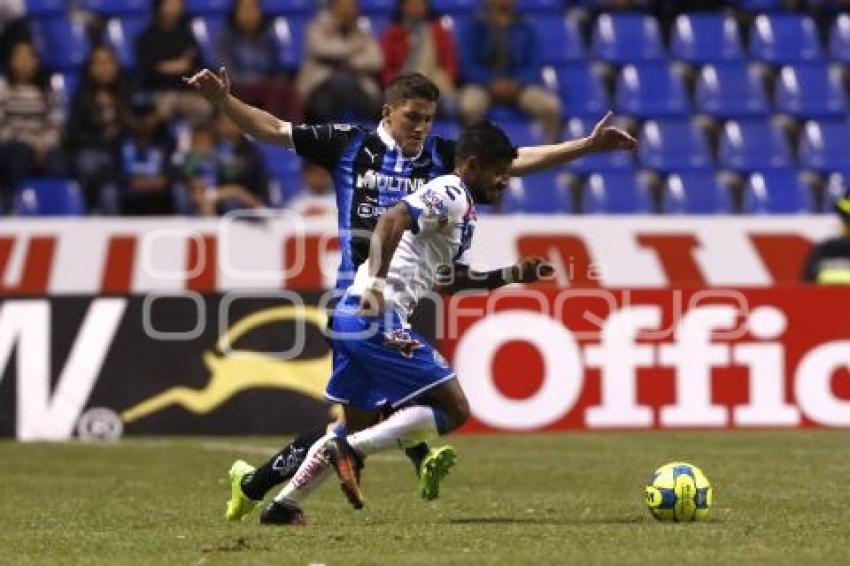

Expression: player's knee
xmin=446 ymin=395 xmax=471 ymax=431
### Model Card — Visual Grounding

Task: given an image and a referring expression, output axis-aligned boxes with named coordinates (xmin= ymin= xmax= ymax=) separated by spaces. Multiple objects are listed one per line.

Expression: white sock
xmin=274 ymin=431 xmax=335 ymax=505
xmin=348 ymin=406 xmax=441 ymax=457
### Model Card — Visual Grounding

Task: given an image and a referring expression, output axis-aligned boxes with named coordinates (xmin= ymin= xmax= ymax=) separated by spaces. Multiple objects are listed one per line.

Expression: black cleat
xmin=259 ymin=500 xmax=308 ymax=526
xmin=323 ymin=437 xmax=365 ymax=510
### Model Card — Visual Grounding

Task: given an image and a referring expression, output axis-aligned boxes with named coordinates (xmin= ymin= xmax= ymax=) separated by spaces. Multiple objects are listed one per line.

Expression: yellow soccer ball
xmin=644 ymin=462 xmax=713 ymax=522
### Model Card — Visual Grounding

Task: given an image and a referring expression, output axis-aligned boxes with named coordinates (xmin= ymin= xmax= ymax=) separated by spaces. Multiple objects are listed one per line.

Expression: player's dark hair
xmin=384 ymin=72 xmax=440 ymax=106
xmin=455 ymin=121 xmax=518 ymax=166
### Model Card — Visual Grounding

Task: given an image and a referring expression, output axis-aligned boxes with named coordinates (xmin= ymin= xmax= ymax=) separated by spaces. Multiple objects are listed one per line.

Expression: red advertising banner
xmin=441 ymin=286 xmax=850 ymax=432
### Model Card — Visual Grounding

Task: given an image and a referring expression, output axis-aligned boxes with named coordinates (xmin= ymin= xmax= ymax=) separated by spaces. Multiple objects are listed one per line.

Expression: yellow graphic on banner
xmin=121 ymin=306 xmax=337 ymax=423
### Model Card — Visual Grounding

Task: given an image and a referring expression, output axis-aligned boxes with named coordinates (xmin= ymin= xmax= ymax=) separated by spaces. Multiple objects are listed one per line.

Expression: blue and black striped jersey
xmin=292 ymin=122 xmax=457 ymax=290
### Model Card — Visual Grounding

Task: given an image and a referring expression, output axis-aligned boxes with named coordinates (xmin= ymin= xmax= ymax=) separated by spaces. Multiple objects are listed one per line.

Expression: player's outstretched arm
xmin=183 ymin=67 xmax=294 ymax=148
xmin=443 ymin=257 xmax=554 ymax=293
xmin=359 ymin=203 xmax=412 ymax=314
xmin=508 ymin=111 xmax=637 ymax=176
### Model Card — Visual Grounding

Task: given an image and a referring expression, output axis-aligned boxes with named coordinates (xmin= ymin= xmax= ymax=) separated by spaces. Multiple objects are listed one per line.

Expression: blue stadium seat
xmin=664 ymin=171 xmax=732 ymax=214
xmin=829 ymin=14 xmax=850 ymax=63
xmin=718 ymin=120 xmax=793 ymax=171
xmin=553 ymin=63 xmax=610 ymax=117
xmin=583 ymin=171 xmax=653 ymax=214
xmin=361 ymin=15 xmax=390 ymax=38
xmin=517 ymin=0 xmax=566 ymax=13
xmin=798 ymin=120 xmax=850 ymax=173
xmin=106 ymin=16 xmax=148 ymax=69
xmin=529 ymin=16 xmax=585 ymax=65
xmin=15 ymin=179 xmax=86 ymax=216
xmin=694 ymin=63 xmax=769 ymax=119
xmin=591 ymin=13 xmax=665 ymax=64
xmin=750 ymin=14 xmax=822 ymax=64
xmin=24 ymin=0 xmax=64 ymax=17
xmin=263 ymin=0 xmax=315 ymax=16
xmin=359 ymin=0 xmax=395 ymax=14
xmin=260 ymin=144 xmax=302 ymax=201
xmin=184 ymin=0 xmax=230 ymax=16
xmin=487 ymin=105 xmax=528 ymax=123
xmin=496 ymin=120 xmax=545 ymax=148
xmin=615 ymin=63 xmax=690 ymax=118
xmin=775 ymin=64 xmax=848 ymax=119
xmin=732 ymin=0 xmax=786 ymax=10
xmin=638 ymin=119 xmax=713 ymax=172
xmin=564 ymin=116 xmax=634 ymax=173
xmin=742 ymin=171 xmax=813 ymax=214
xmin=430 ymin=121 xmax=461 ymax=141
xmin=78 ymin=0 xmax=149 ymax=17
xmin=31 ymin=17 xmax=90 ymax=71
xmin=671 ymin=13 xmax=744 ymax=64
xmin=274 ymin=16 xmax=308 ymax=71
xmin=430 ymin=0 xmax=477 ymax=16
xmin=501 ymin=173 xmax=572 ymax=214
xmin=50 ymin=72 xmax=78 ymax=111
xmin=191 ymin=17 xmax=225 ymax=67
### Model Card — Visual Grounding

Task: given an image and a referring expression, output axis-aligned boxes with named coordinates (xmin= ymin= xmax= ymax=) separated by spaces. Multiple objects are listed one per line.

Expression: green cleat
xmin=419 ymin=445 xmax=456 ymax=501
xmin=225 ymin=460 xmax=259 ymax=521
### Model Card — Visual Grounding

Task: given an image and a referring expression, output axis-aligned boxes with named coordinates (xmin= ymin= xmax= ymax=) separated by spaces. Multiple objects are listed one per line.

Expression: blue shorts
xmin=324 ymin=297 xmax=456 ymax=411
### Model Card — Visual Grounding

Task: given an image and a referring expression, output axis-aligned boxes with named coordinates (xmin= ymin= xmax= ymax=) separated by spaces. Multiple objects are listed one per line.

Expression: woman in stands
xmin=0 ymin=41 xmax=65 ymax=211
xmin=65 ymin=45 xmax=132 ymax=213
xmin=215 ymin=0 xmax=301 ymax=123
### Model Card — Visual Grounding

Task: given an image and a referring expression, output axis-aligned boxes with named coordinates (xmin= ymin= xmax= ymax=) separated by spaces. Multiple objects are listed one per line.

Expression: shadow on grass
xmin=450 ymin=516 xmax=646 ymax=526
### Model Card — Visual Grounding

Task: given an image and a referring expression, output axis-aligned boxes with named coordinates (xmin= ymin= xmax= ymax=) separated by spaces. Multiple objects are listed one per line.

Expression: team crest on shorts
xmin=382 ymin=329 xmax=422 ymax=358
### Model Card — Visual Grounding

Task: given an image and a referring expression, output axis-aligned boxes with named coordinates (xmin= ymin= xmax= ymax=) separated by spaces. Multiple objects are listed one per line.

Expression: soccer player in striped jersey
xmin=184 ymin=67 xmax=636 ymax=523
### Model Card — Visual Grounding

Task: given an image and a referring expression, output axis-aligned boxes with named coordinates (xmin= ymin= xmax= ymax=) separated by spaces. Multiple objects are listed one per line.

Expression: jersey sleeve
xmin=402 ymin=181 xmax=468 ymax=235
xmin=291 ymin=123 xmax=359 ymax=169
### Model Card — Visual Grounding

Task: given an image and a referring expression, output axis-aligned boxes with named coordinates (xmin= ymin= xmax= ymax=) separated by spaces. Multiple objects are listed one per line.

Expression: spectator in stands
xmin=180 ymin=113 xmax=269 ymax=215
xmin=0 ymin=10 xmax=29 ymax=73
xmin=216 ymin=0 xmax=301 ymax=122
xmin=457 ymin=0 xmax=562 ymax=141
xmin=135 ymin=0 xmax=211 ymax=124
xmin=380 ymin=0 xmax=458 ymax=117
xmin=297 ymin=0 xmax=384 ymax=123
xmin=120 ymin=96 xmax=176 ymax=215
xmin=802 ymin=187 xmax=850 ymax=284
xmin=66 ymin=45 xmax=132 ymax=213
xmin=287 ymin=162 xmax=336 ymax=219
xmin=0 ymin=41 xmax=64 ymax=210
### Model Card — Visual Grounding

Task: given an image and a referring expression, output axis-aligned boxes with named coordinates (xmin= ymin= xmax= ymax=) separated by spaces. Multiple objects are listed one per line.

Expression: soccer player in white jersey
xmin=260 ymin=121 xmax=553 ymax=523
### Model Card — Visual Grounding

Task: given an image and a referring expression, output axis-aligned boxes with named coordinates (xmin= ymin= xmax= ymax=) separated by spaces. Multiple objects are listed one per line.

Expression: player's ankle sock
xmin=241 ymin=426 xmax=326 ymax=500
xmin=273 ymin=431 xmax=336 ymax=505
xmin=404 ymin=443 xmax=430 ymax=474
xmin=348 ymin=406 xmax=443 ymax=457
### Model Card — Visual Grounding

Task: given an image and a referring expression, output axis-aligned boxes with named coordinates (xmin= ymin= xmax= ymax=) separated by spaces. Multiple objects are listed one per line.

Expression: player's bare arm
xmin=508 ymin=111 xmax=637 ymax=176
xmin=359 ymin=202 xmax=412 ymax=314
xmin=443 ymin=257 xmax=554 ymax=293
xmin=182 ymin=67 xmax=294 ymax=148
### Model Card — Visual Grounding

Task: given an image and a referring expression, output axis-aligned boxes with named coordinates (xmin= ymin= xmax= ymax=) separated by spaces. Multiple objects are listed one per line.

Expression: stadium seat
xmin=615 ymin=63 xmax=690 ymax=118
xmin=775 ymin=64 xmax=848 ymax=119
xmin=274 ymin=16 xmax=308 ymax=71
xmin=517 ymin=0 xmax=565 ymax=13
xmin=694 ymin=63 xmax=769 ymax=119
xmin=583 ymin=171 xmax=653 ymax=214
xmin=638 ymin=119 xmax=713 ymax=172
xmin=24 ymin=0 xmax=64 ymax=17
xmin=553 ymin=63 xmax=610 ymax=117
xmin=529 ymin=16 xmax=585 ymax=65
xmin=671 ymin=13 xmax=744 ymax=64
xmin=50 ymin=72 xmax=78 ymax=111
xmin=829 ymin=14 xmax=850 ymax=63
xmin=591 ymin=13 xmax=665 ymax=64
xmin=750 ymin=14 xmax=822 ymax=64
xmin=430 ymin=121 xmax=461 ymax=141
xmin=732 ymin=0 xmax=786 ymax=10
xmin=260 ymin=144 xmax=303 ymax=201
xmin=718 ymin=120 xmax=793 ymax=171
xmin=798 ymin=120 xmax=850 ymax=173
xmin=664 ymin=171 xmax=732 ymax=214
xmin=501 ymin=173 xmax=572 ymax=214
xmin=359 ymin=0 xmax=395 ymax=14
xmin=184 ymin=0 xmax=230 ymax=16
xmin=742 ymin=171 xmax=814 ymax=214
xmin=564 ymin=116 xmax=634 ymax=173
xmin=360 ymin=15 xmax=390 ymax=38
xmin=430 ymin=0 xmax=477 ymax=16
xmin=78 ymin=0 xmax=149 ymax=17
xmin=105 ymin=16 xmax=148 ymax=69
xmin=262 ymin=0 xmax=315 ymax=16
xmin=496 ymin=120 xmax=545 ymax=148
xmin=31 ymin=17 xmax=90 ymax=71
xmin=191 ymin=17 xmax=225 ymax=67
xmin=15 ymin=179 xmax=86 ymax=216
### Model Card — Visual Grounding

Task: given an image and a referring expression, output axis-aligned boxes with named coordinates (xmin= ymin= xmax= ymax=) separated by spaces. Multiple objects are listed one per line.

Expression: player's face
xmin=383 ymin=98 xmax=437 ymax=157
xmin=468 ymin=159 xmax=511 ymax=204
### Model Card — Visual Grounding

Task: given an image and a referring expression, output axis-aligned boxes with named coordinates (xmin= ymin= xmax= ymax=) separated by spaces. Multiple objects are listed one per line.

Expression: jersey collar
xmin=377 ymin=121 xmax=425 ymax=161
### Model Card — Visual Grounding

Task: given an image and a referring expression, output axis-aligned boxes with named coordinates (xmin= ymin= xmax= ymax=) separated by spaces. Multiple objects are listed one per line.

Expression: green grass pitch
xmin=2 ymin=431 xmax=849 ymax=565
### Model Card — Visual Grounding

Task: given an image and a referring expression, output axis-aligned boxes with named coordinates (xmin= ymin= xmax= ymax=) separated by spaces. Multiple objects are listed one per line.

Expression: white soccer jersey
xmin=349 ymin=174 xmax=477 ymax=321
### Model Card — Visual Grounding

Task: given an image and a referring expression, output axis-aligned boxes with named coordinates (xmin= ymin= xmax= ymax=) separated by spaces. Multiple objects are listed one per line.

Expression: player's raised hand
xmin=510 ymin=256 xmax=554 ymax=284
xmin=182 ymin=66 xmax=230 ymax=103
xmin=587 ymin=111 xmax=637 ymax=153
